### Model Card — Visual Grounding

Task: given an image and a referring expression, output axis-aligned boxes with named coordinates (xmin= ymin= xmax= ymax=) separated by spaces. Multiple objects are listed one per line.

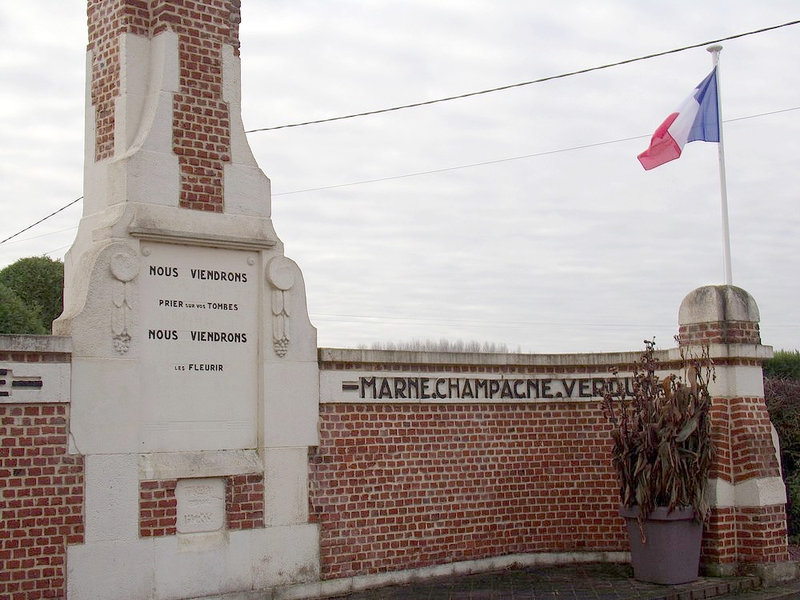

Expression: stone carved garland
xmin=109 ymin=248 xmax=139 ymax=354
xmin=266 ymin=257 xmax=296 ymax=358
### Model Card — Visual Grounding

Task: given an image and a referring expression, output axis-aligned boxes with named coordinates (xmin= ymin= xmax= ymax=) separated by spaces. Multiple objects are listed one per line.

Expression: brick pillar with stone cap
xmin=678 ymin=285 xmax=762 ymax=346
xmin=678 ymin=285 xmax=795 ymax=583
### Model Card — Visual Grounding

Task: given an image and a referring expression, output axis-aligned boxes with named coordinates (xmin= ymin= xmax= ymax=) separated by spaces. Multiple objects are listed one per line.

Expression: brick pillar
xmin=679 ymin=285 xmax=795 ymax=583
xmin=83 ymin=0 xmax=267 ymax=217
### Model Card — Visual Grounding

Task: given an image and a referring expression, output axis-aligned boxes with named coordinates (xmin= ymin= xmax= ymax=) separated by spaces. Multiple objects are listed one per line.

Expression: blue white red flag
xmin=637 ymin=68 xmax=720 ymax=170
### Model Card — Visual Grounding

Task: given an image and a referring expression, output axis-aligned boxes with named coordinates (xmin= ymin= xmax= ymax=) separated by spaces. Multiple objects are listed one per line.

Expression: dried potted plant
xmin=601 ymin=339 xmax=714 ymax=584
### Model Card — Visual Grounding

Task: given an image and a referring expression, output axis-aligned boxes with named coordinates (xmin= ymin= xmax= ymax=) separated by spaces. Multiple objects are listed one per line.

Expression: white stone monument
xmin=54 ymin=2 xmax=320 ymax=597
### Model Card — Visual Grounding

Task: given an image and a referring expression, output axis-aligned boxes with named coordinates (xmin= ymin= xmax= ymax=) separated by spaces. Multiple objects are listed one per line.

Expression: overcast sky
xmin=0 ymin=2 xmax=798 ymax=353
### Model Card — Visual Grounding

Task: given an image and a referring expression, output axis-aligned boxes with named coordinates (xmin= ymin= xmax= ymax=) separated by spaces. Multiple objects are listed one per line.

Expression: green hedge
xmin=764 ymin=350 xmax=800 ymax=381
xmin=765 ymin=376 xmax=800 ymax=540
xmin=0 ymin=255 xmax=63 ymax=333
xmin=0 ymin=281 xmax=47 ymax=334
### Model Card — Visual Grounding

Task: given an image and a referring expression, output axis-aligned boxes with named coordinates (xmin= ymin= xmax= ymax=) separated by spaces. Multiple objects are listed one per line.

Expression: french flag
xmin=638 ymin=68 xmax=720 ymax=170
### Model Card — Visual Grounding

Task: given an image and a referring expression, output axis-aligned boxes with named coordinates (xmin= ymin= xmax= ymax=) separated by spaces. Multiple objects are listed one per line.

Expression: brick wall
xmin=730 ymin=396 xmax=782 ymax=482
xmin=737 ymin=506 xmax=789 ymax=563
xmin=0 ymin=404 xmax=84 ymax=599
xmin=702 ymin=391 xmax=789 ymax=567
xmin=678 ymin=321 xmax=761 ymax=346
xmin=702 ymin=507 xmax=737 ymax=566
xmin=227 ymin=473 xmax=265 ymax=530
xmin=139 ymin=478 xmax=178 ymax=537
xmin=310 ymin=401 xmax=625 ymax=578
xmin=315 ymin=345 xmax=792 ymax=580
xmin=1 ymin=337 xmax=80 ymax=600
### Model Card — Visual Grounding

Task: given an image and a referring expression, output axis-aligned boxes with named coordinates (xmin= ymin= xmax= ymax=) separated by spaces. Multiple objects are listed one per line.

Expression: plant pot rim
xmin=619 ymin=505 xmax=697 ymax=521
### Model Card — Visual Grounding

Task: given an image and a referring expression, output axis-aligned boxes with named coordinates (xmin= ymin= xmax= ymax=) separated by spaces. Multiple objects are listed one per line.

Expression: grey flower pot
xmin=619 ymin=505 xmax=703 ymax=585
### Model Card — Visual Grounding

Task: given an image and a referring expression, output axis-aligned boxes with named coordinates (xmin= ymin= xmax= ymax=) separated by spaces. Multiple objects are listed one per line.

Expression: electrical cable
xmin=0 ymin=196 xmax=82 ymax=246
xmin=272 ymin=106 xmax=800 ymax=197
xmin=3 ymin=19 xmax=799 ymax=246
xmin=245 ymin=19 xmax=800 ymax=133
xmin=2 ymin=103 xmax=798 ymax=245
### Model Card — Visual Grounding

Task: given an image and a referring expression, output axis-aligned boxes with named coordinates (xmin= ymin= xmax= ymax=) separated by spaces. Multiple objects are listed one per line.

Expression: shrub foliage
xmin=0 ymin=282 xmax=47 ymax=334
xmin=0 ymin=256 xmax=63 ymax=333
xmin=765 ymin=350 xmax=800 ymax=381
xmin=765 ymin=376 xmax=800 ymax=539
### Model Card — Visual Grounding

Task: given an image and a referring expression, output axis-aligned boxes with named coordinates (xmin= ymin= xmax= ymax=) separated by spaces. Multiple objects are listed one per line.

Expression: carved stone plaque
xmin=176 ymin=478 xmax=225 ymax=534
xmin=138 ymin=242 xmax=258 ymax=452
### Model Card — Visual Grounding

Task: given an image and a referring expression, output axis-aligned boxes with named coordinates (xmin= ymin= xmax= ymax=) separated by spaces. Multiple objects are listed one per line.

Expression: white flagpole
xmin=707 ymin=45 xmax=733 ymax=286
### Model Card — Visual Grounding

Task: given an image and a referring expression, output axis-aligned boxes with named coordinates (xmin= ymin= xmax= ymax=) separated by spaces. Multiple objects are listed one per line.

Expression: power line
xmin=274 ymin=134 xmax=648 ymax=197
xmin=4 ymin=16 xmax=800 ymax=246
xmin=311 ymin=311 xmax=800 ymax=330
xmin=0 ymin=196 xmax=82 ymax=246
xmin=245 ymin=19 xmax=800 ymax=134
xmin=272 ymin=106 xmax=800 ymax=197
xmin=2 ymin=103 xmax=798 ymax=246
xmin=1 ymin=225 xmax=79 ymax=246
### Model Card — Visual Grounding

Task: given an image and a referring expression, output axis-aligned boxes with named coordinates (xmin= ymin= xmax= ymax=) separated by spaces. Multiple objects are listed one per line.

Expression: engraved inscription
xmin=175 ymin=478 xmax=225 ymax=534
xmin=138 ymin=244 xmax=258 ymax=451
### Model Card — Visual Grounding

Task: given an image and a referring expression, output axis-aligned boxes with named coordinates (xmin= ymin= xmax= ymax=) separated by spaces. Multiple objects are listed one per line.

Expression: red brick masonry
xmin=0 ymin=404 xmax=84 ymax=600
xmin=87 ymin=0 xmax=240 ymax=211
xmin=678 ymin=320 xmax=761 ymax=346
xmin=701 ymin=394 xmax=788 ymax=566
xmin=310 ymin=402 xmax=625 ymax=578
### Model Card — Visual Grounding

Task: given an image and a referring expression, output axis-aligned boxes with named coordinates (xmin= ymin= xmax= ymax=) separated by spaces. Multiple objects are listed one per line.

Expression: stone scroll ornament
xmin=109 ymin=248 xmax=139 ymax=354
xmin=266 ymin=257 xmax=296 ymax=358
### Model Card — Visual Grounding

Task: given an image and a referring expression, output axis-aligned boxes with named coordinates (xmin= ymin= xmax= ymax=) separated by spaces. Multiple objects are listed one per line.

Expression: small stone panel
xmin=176 ymin=478 xmax=226 ymax=534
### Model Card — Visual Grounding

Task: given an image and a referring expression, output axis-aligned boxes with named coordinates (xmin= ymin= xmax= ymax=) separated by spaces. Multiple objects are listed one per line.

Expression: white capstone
xmin=679 ymin=285 xmax=760 ymax=326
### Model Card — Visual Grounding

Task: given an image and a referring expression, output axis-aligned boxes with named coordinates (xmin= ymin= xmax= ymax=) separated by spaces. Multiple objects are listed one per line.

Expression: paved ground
xmin=318 ymin=563 xmax=800 ymax=600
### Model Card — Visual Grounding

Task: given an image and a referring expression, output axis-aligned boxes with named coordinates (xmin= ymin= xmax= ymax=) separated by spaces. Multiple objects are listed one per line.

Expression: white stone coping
xmin=0 ymin=334 xmax=72 ymax=353
xmin=319 ymin=347 xmax=646 ymax=368
xmin=0 ymin=339 xmax=71 ymax=403
xmin=318 ymin=343 xmax=772 ymax=369
xmin=707 ymin=476 xmax=787 ymax=508
xmin=126 ymin=203 xmax=277 ymax=250
xmin=138 ymin=449 xmax=262 ymax=481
